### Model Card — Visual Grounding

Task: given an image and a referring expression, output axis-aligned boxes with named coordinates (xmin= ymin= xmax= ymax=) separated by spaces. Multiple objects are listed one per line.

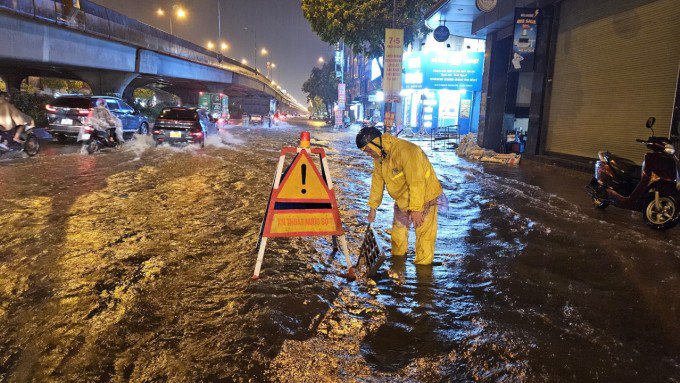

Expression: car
xmin=250 ymin=114 xmax=263 ymax=125
xmin=46 ymin=95 xmax=149 ymax=141
xmin=152 ymin=107 xmax=213 ymax=147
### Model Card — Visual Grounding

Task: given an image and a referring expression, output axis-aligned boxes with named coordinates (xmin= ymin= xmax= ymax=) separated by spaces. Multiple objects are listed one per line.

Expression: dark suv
xmin=46 ymin=95 xmax=149 ymax=141
xmin=152 ymin=107 xmax=215 ymax=147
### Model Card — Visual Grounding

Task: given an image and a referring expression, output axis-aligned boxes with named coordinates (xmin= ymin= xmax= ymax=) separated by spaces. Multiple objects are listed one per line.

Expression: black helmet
xmin=356 ymin=126 xmax=382 ymax=150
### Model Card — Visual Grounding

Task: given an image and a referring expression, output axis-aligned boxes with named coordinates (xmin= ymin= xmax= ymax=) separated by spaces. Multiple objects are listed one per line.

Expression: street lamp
xmin=156 ymin=4 xmax=186 ymax=35
xmin=207 ymin=41 xmax=215 ymax=50
xmin=220 ymin=42 xmax=229 ymax=51
xmin=241 ymin=58 xmax=248 ymax=65
xmin=260 ymin=48 xmax=269 ymax=56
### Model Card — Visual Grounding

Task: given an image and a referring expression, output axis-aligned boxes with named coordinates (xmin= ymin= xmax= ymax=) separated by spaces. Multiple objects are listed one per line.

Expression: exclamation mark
xmin=301 ymin=164 xmax=307 ymax=194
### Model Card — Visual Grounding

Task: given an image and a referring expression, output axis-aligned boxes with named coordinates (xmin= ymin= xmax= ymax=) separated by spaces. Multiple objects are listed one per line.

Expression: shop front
xmin=400 ymin=50 xmax=484 ymax=135
xmin=455 ymin=0 xmax=680 ymax=162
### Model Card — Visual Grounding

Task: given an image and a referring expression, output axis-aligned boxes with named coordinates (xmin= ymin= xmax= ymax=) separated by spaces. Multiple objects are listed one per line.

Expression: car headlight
xmin=664 ymin=144 xmax=675 ymax=155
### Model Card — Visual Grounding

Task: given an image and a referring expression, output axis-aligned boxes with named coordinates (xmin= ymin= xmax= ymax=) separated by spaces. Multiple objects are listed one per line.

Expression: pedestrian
xmin=90 ymin=98 xmax=123 ymax=143
xmin=0 ymin=92 xmax=34 ymax=150
xmin=356 ymin=127 xmax=443 ymax=265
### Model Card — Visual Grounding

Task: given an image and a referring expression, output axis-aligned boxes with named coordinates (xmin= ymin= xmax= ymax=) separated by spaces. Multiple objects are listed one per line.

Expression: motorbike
xmin=0 ymin=125 xmax=40 ymax=157
xmin=79 ymin=125 xmax=120 ymax=154
xmin=585 ymin=117 xmax=680 ymax=230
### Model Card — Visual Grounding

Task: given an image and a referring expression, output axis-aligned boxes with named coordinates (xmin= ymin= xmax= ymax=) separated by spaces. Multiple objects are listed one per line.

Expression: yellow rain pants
xmin=391 ymin=203 xmax=438 ymax=265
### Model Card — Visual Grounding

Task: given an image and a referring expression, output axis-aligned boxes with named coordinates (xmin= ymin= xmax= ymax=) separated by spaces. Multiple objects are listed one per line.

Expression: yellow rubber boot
xmin=391 ymin=220 xmax=409 ymax=256
xmin=414 ymin=206 xmax=438 ymax=265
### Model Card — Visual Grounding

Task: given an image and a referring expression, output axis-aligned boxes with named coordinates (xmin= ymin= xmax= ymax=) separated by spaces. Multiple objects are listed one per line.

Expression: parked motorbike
xmin=585 ymin=117 xmax=680 ymax=230
xmin=79 ymin=126 xmax=120 ymax=154
xmin=0 ymin=125 xmax=40 ymax=157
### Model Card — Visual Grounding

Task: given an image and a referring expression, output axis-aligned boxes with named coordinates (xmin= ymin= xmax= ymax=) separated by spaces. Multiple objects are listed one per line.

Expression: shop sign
xmin=402 ymin=51 xmax=484 ymax=91
xmin=383 ymin=28 xmax=404 ymax=103
xmin=433 ymin=25 xmax=450 ymax=42
xmin=338 ymin=83 xmax=346 ymax=110
xmin=510 ymin=8 xmax=540 ymax=72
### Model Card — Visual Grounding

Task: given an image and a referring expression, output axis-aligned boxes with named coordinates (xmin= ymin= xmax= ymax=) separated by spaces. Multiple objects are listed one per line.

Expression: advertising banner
xmin=338 ymin=83 xmax=346 ymax=110
xmin=402 ymin=51 xmax=484 ymax=91
xmin=510 ymin=8 xmax=539 ymax=72
xmin=384 ymin=28 xmax=404 ymax=103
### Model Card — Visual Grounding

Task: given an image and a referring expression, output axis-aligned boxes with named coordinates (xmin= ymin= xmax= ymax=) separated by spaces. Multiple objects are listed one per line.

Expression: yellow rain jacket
xmin=367 ymin=134 xmax=442 ymax=212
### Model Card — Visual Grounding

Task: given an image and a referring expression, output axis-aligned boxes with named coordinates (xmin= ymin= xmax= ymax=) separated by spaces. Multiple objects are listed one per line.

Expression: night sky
xmin=93 ymin=0 xmax=334 ymax=103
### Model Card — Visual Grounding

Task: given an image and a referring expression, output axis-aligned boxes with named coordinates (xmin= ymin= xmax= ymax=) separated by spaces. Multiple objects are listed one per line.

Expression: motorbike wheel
xmin=642 ymin=192 xmax=679 ymax=231
xmin=86 ymin=139 xmax=100 ymax=154
xmin=23 ymin=134 xmax=40 ymax=157
xmin=592 ymin=197 xmax=609 ymax=209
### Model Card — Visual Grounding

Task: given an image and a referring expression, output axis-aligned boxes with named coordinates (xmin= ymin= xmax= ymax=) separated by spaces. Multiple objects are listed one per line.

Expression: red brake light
xmin=78 ymin=108 xmax=92 ymax=116
xmin=189 ymin=131 xmax=203 ymax=138
xmin=84 ymin=126 xmax=94 ymax=133
xmin=46 ymin=104 xmax=57 ymax=113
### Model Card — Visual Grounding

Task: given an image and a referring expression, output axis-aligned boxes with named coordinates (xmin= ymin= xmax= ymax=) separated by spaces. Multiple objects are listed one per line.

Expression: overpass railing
xmin=0 ymin=0 xmax=297 ymax=105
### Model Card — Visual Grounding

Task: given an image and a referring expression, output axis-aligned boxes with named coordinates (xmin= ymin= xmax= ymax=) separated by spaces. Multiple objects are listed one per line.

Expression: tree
xmin=302 ymin=59 xmax=339 ymax=117
xmin=301 ymin=0 xmax=432 ymax=63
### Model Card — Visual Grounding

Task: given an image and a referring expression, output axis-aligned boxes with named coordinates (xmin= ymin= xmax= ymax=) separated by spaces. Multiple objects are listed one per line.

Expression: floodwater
xmin=0 ymin=119 xmax=678 ymax=382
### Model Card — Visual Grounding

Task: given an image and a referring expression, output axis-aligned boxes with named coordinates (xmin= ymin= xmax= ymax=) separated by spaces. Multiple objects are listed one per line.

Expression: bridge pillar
xmin=76 ymin=71 xmax=137 ymax=98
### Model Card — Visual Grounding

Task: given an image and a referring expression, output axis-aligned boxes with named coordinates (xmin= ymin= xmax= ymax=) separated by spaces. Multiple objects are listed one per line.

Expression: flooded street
xmin=0 ymin=119 xmax=678 ymax=382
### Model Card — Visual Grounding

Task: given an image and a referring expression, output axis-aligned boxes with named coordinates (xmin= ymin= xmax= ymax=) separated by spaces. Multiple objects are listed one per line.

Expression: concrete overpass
xmin=0 ymin=0 xmax=305 ymax=114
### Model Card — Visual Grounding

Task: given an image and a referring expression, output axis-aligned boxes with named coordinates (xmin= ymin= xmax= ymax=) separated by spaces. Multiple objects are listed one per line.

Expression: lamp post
xmin=156 ymin=4 xmax=186 ymax=35
xmin=243 ymin=27 xmax=257 ymax=69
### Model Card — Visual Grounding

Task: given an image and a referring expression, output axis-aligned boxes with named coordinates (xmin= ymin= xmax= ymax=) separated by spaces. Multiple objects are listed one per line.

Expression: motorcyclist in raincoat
xmin=89 ymin=98 xmax=123 ymax=143
xmin=357 ymin=127 xmax=443 ymax=265
xmin=0 ymin=92 xmax=34 ymax=150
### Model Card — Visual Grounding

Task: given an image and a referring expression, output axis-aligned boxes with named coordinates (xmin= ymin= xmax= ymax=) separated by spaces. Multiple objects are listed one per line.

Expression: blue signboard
xmin=402 ymin=51 xmax=484 ymax=91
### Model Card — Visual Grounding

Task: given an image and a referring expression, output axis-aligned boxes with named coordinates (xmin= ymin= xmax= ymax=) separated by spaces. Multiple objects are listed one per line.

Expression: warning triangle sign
xmin=276 ymin=151 xmax=331 ymax=201
xmin=263 ymin=149 xmax=343 ymax=237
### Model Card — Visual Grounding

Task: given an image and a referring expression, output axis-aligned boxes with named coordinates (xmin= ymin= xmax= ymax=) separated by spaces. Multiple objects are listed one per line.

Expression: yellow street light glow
xmin=176 ymin=7 xmax=186 ymax=18
xmin=260 ymin=48 xmax=268 ymax=56
xmin=318 ymin=57 xmax=325 ymax=63
xmin=241 ymin=58 xmax=248 ymax=64
xmin=271 ymin=63 xmax=276 ymax=68
xmin=207 ymin=41 xmax=215 ymax=50
xmin=221 ymin=42 xmax=229 ymax=51
xmin=272 ymin=81 xmax=276 ymax=85
xmin=156 ymin=8 xmax=165 ymax=16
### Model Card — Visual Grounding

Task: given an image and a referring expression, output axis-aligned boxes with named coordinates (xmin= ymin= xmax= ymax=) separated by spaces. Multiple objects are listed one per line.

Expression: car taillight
xmin=189 ymin=131 xmax=203 ymax=138
xmin=84 ymin=126 xmax=94 ymax=133
xmin=46 ymin=104 xmax=57 ymax=113
xmin=78 ymin=108 xmax=92 ymax=116
xmin=153 ymin=130 xmax=162 ymax=135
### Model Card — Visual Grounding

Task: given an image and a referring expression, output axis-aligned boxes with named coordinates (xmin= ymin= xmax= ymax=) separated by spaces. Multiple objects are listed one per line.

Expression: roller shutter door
xmin=545 ymin=0 xmax=680 ymax=162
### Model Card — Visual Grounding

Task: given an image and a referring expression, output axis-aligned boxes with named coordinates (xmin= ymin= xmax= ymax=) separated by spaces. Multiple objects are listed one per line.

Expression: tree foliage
xmin=302 ymin=59 xmax=339 ymax=115
xmin=133 ymin=88 xmax=155 ymax=100
xmin=301 ymin=0 xmax=432 ymax=59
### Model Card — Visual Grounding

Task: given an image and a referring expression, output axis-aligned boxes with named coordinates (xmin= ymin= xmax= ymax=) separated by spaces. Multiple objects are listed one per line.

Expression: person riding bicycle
xmin=0 ymin=92 xmax=34 ymax=150
xmin=89 ymin=98 xmax=123 ymax=143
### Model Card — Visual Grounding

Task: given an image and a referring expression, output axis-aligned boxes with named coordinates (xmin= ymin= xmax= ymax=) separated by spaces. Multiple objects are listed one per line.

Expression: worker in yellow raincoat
xmin=356 ymin=127 xmax=443 ymax=265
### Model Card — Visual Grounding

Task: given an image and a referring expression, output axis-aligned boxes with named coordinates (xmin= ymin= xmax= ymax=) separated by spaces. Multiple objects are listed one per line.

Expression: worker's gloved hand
xmin=410 ymin=211 xmax=425 ymax=228
xmin=368 ymin=208 xmax=376 ymax=223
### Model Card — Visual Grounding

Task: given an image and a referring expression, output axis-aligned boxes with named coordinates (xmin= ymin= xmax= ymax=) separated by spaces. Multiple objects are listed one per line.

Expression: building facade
xmin=428 ymin=0 xmax=680 ymax=161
